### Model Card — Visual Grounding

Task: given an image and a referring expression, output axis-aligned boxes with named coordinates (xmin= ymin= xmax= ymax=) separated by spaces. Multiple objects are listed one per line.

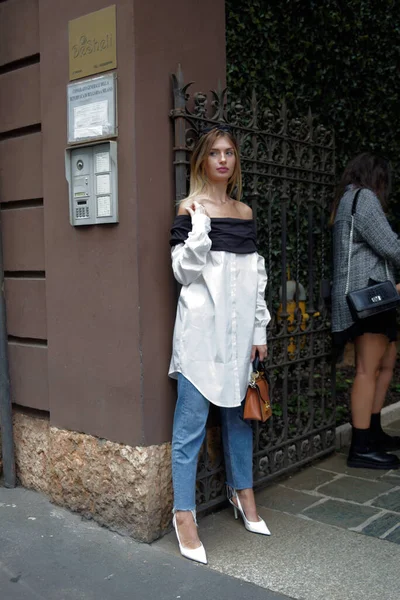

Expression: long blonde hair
xmin=185 ymin=127 xmax=242 ymax=202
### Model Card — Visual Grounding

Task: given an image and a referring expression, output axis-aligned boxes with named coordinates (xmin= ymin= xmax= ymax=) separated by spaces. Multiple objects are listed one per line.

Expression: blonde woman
xmin=168 ymin=125 xmax=271 ymax=564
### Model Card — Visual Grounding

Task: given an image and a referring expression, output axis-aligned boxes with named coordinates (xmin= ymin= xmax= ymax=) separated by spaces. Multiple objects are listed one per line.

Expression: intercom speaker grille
xmin=76 ymin=206 xmax=90 ymax=219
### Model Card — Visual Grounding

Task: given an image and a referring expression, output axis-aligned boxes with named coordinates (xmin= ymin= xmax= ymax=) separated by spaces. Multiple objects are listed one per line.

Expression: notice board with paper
xmin=67 ymin=73 xmax=117 ymax=143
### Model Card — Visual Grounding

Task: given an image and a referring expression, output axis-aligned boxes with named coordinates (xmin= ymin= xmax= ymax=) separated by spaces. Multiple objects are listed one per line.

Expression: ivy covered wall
xmin=226 ymin=0 xmax=400 ymax=216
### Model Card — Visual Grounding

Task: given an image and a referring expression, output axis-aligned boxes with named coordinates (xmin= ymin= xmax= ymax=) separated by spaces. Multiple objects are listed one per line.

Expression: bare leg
xmin=174 ymin=510 xmax=201 ymax=549
xmin=348 ymin=334 xmax=400 ymax=468
xmin=369 ymin=341 xmax=400 ymax=450
xmin=372 ymin=341 xmax=397 ymax=414
xmin=351 ymin=334 xmax=389 ymax=428
xmin=233 ymin=488 xmax=258 ymax=522
xmin=227 ymin=486 xmax=270 ymax=534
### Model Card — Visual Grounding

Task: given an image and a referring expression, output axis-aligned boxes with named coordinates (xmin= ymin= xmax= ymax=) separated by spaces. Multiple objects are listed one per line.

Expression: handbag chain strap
xmin=345 ymin=189 xmax=389 ymax=295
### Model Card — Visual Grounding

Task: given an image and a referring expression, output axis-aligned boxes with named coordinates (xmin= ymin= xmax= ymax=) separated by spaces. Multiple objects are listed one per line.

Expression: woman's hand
xmin=251 ymin=344 xmax=267 ymax=362
xmin=396 ymin=283 xmax=400 ymax=294
xmin=185 ymin=200 xmax=210 ymax=218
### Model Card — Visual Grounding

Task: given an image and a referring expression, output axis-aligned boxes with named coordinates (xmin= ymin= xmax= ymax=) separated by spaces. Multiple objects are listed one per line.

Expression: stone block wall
xmin=10 ymin=408 xmax=173 ymax=543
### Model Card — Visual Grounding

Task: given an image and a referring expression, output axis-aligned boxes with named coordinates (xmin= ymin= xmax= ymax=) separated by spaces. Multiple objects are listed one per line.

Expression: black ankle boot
xmin=370 ymin=412 xmax=400 ymax=451
xmin=347 ymin=426 xmax=400 ymax=470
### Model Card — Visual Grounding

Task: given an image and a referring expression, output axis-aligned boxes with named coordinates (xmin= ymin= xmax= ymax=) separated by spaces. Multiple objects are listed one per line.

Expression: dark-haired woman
xmin=331 ymin=153 xmax=400 ymax=470
xmin=168 ymin=126 xmax=271 ymax=564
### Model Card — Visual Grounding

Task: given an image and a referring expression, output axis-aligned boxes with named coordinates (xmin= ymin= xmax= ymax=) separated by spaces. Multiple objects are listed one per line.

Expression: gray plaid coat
xmin=332 ymin=186 xmax=400 ymax=332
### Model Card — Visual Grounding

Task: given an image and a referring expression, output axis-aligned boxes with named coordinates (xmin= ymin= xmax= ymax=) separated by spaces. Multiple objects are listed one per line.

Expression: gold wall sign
xmin=69 ymin=5 xmax=117 ymax=81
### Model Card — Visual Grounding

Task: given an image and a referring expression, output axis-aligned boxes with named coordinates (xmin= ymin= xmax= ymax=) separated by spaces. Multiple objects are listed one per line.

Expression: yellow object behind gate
xmin=277 ymin=270 xmax=309 ymax=357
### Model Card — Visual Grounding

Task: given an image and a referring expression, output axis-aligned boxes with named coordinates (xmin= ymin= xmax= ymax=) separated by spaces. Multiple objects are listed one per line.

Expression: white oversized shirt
xmin=168 ymin=212 xmax=271 ymax=408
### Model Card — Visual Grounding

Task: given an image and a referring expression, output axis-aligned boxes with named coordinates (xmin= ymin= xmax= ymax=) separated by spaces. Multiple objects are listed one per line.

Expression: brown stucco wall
xmin=0 ymin=0 xmax=40 ymax=66
xmin=1 ymin=0 xmax=226 ymax=448
xmin=0 ymin=0 xmax=46 ymax=411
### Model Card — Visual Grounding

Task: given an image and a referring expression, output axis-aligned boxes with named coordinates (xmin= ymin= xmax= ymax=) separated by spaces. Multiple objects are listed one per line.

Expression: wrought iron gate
xmin=170 ymin=66 xmax=336 ymax=511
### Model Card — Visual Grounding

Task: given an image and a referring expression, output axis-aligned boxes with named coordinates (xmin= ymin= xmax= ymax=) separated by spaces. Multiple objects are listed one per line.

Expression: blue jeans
xmin=172 ymin=374 xmax=253 ymax=511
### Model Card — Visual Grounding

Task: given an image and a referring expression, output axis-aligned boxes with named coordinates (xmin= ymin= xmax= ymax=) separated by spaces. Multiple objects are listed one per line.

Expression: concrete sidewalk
xmin=156 ymin=418 xmax=400 ymax=600
xmin=0 ymin=486 xmax=292 ymax=600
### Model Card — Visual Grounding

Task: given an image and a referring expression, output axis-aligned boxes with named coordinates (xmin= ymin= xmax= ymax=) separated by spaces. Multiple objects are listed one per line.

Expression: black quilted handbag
xmin=346 ymin=190 xmax=400 ymax=320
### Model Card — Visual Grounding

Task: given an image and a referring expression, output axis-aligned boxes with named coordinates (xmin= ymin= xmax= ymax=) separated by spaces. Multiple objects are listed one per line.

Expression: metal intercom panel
xmin=65 ymin=141 xmax=118 ymax=225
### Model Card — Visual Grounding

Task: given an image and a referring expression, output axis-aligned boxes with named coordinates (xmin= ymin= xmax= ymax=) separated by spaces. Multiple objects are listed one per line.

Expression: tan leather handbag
xmin=243 ymin=360 xmax=272 ymax=422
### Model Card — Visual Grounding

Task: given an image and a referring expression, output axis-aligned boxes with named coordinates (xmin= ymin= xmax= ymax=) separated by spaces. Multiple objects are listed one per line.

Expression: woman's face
xmin=204 ymin=135 xmax=236 ymax=184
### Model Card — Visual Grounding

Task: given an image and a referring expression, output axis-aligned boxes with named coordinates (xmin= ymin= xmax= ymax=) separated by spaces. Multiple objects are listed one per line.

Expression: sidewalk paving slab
xmin=255 ymin=486 xmax=321 ymax=515
xmin=362 ymin=512 xmax=400 ymax=537
xmin=301 ymin=497 xmax=380 ymax=528
xmin=385 ymin=527 xmax=400 ymax=543
xmin=371 ymin=488 xmax=400 ymax=512
xmin=315 ymin=475 xmax=395 ymax=503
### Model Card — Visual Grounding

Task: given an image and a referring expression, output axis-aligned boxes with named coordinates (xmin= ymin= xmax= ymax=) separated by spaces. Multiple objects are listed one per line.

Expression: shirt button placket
xmin=230 ymin=254 xmax=240 ymax=404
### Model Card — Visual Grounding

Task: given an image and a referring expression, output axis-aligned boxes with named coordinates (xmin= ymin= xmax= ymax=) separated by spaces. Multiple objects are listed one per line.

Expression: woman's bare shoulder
xmin=232 ymin=200 xmax=253 ymax=219
xmin=177 ymin=195 xmax=209 ymax=215
xmin=177 ymin=198 xmax=191 ymax=216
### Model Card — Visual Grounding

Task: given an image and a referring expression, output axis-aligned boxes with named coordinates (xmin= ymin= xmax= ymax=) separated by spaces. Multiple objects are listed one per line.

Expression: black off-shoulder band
xmin=169 ymin=215 xmax=257 ymax=254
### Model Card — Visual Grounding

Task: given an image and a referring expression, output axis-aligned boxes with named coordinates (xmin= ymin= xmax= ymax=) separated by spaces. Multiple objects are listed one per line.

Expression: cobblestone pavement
xmin=257 ymin=419 xmax=400 ymax=544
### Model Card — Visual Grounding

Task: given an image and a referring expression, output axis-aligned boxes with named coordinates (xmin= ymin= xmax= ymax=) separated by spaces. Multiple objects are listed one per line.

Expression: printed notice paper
xmin=74 ymin=101 xmax=108 ymax=140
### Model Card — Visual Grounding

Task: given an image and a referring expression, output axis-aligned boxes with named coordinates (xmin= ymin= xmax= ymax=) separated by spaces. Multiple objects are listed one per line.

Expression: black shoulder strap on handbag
xmin=345 ymin=189 xmax=361 ymax=295
xmin=351 ymin=188 xmax=362 ymax=215
xmin=344 ymin=188 xmax=361 ymax=296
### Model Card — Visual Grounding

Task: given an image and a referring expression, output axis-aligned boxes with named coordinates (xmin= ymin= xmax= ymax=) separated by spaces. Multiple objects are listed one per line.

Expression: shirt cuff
xmin=253 ymin=326 xmax=267 ymax=346
xmin=191 ymin=212 xmax=211 ymax=235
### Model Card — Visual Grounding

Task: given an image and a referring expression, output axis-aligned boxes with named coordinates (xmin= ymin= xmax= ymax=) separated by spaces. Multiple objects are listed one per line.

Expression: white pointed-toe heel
xmin=227 ymin=485 xmax=271 ymax=536
xmin=172 ymin=510 xmax=208 ymax=565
